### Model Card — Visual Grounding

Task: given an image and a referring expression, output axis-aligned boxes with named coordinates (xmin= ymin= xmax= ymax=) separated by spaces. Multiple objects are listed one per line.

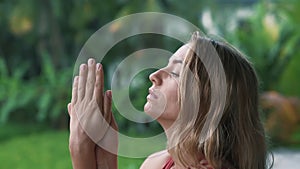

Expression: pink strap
xmin=162 ymin=157 xmax=227 ymax=169
xmin=162 ymin=157 xmax=174 ymax=169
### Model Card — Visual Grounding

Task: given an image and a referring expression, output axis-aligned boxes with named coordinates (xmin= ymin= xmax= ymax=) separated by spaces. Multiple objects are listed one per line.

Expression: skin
xmin=68 ymin=44 xmax=213 ymax=169
xmin=68 ymin=58 xmax=117 ymax=169
xmin=144 ymin=44 xmax=188 ymax=135
xmin=142 ymin=44 xmax=213 ymax=169
xmin=141 ymin=44 xmax=187 ymax=169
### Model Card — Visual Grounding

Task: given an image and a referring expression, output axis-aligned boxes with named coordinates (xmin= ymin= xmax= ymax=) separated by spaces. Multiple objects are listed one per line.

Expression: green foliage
xmin=271 ymin=0 xmax=300 ymax=96
xmin=0 ymin=0 xmax=299 ymax=148
xmin=0 ymin=57 xmax=36 ymax=124
xmin=208 ymin=0 xmax=300 ymax=91
xmin=277 ymin=51 xmax=300 ymax=96
xmin=0 ymin=54 xmax=72 ymax=127
xmin=36 ymin=52 xmax=72 ymax=126
xmin=0 ymin=122 xmax=47 ymax=142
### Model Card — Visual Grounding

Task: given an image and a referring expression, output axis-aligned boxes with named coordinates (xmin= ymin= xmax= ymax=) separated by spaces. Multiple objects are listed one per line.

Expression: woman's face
xmin=144 ymin=44 xmax=189 ymax=123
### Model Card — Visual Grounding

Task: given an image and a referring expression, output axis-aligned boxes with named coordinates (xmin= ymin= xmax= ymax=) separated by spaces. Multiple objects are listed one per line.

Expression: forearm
xmin=96 ymin=147 xmax=118 ymax=169
xmin=69 ymin=144 xmax=97 ymax=169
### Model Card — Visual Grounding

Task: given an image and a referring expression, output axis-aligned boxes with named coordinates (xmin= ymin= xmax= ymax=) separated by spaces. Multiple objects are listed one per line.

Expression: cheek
xmin=163 ymin=84 xmax=180 ymax=120
xmin=144 ymin=80 xmax=181 ymax=121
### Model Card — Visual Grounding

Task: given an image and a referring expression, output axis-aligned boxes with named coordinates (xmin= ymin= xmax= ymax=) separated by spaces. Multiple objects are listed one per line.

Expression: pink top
xmin=162 ymin=157 xmax=174 ymax=169
xmin=162 ymin=157 xmax=228 ymax=169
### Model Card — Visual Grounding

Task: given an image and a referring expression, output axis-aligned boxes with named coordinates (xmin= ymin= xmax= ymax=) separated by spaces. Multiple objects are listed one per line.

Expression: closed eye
xmin=170 ymin=72 xmax=179 ymax=77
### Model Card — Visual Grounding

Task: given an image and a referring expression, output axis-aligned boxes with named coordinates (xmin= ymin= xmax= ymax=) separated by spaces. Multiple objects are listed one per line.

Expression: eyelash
xmin=170 ymin=72 xmax=179 ymax=77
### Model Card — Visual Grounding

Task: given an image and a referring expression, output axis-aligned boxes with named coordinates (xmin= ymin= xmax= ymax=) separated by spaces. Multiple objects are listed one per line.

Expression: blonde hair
xmin=168 ymin=32 xmax=269 ymax=169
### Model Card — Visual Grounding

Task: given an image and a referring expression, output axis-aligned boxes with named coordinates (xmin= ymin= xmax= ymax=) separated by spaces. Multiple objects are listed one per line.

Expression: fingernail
xmin=88 ymin=58 xmax=95 ymax=65
xmin=80 ymin=64 xmax=86 ymax=70
xmin=97 ymin=63 xmax=101 ymax=70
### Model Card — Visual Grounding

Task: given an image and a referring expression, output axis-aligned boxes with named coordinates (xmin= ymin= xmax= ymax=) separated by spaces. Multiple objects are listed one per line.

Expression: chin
xmin=144 ymin=102 xmax=159 ymax=119
xmin=144 ymin=102 xmax=152 ymax=114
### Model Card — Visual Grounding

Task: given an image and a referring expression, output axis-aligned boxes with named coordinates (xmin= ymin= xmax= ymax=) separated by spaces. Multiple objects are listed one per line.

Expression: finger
xmin=67 ymin=103 xmax=72 ymax=115
xmin=103 ymin=90 xmax=112 ymax=123
xmin=94 ymin=63 xmax=103 ymax=111
xmin=110 ymin=110 xmax=118 ymax=130
xmin=78 ymin=64 xmax=88 ymax=100
xmin=100 ymin=63 xmax=104 ymax=104
xmin=86 ymin=58 xmax=96 ymax=99
xmin=71 ymin=76 xmax=79 ymax=104
xmin=93 ymin=63 xmax=101 ymax=105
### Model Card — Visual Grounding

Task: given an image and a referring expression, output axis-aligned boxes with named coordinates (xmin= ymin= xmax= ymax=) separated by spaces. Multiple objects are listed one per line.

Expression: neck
xmin=157 ymin=119 xmax=175 ymax=141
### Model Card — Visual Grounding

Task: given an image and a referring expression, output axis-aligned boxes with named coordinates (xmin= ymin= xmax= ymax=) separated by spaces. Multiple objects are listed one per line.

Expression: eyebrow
xmin=170 ymin=59 xmax=183 ymax=64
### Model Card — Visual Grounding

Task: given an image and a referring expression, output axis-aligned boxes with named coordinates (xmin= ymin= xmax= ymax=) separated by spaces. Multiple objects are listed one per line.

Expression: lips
xmin=147 ymin=89 xmax=158 ymax=100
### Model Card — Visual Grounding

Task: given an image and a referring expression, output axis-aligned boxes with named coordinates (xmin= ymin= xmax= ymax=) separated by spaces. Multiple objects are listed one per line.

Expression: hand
xmin=68 ymin=58 xmax=116 ymax=169
xmin=93 ymin=61 xmax=118 ymax=169
xmin=95 ymin=111 xmax=118 ymax=169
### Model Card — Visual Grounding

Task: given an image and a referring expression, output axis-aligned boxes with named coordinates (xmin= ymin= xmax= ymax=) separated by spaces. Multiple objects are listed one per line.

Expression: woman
xmin=68 ymin=32 xmax=270 ymax=169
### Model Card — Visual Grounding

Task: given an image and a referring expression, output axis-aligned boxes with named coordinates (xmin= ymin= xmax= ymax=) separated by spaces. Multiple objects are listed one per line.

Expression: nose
xmin=149 ymin=69 xmax=165 ymax=86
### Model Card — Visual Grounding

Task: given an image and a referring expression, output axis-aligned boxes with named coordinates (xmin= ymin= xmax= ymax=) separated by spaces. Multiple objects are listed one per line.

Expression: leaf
xmin=41 ymin=52 xmax=56 ymax=86
xmin=0 ymin=57 xmax=8 ymax=78
xmin=0 ymin=95 xmax=17 ymax=123
xmin=37 ymin=91 xmax=52 ymax=122
xmin=50 ymin=102 xmax=62 ymax=120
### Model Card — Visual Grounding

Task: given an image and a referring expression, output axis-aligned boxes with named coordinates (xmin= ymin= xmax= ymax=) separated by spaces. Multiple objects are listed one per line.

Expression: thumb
xmin=67 ymin=103 xmax=72 ymax=115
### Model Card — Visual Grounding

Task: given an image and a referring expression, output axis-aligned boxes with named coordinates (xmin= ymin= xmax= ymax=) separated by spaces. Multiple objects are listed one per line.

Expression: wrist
xmin=69 ymin=143 xmax=97 ymax=169
xmin=69 ymin=141 xmax=95 ymax=156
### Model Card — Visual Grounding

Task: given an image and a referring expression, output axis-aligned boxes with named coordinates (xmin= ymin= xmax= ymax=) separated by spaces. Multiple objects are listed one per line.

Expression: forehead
xmin=170 ymin=44 xmax=190 ymax=61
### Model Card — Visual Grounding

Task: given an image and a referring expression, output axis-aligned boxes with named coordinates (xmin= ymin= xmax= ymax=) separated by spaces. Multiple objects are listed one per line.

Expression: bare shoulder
xmin=140 ymin=150 xmax=170 ymax=169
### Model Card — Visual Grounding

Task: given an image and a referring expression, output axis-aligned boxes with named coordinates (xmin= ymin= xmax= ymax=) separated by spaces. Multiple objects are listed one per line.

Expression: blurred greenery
xmin=0 ymin=124 xmax=144 ymax=169
xmin=0 ymin=0 xmax=300 ymax=168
